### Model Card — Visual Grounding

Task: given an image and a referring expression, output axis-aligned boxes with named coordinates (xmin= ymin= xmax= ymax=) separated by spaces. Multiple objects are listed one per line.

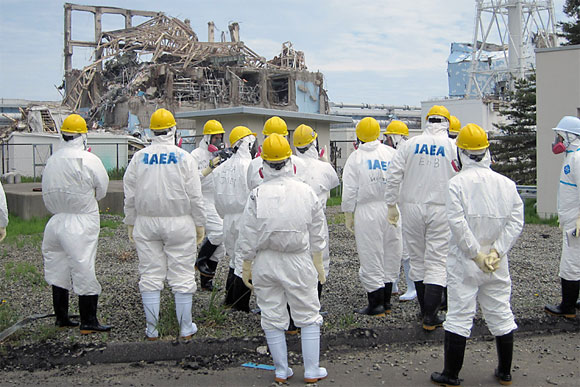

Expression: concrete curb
xmin=2 ymin=316 xmax=578 ymax=370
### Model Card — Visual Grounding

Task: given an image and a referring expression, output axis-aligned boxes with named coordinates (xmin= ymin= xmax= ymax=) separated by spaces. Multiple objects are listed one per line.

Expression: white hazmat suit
xmin=556 ymin=137 xmax=580 ymax=281
xmin=294 ymin=145 xmax=339 ymax=276
xmin=191 ymin=137 xmax=225 ymax=262
xmin=42 ymin=136 xmax=109 ymax=295
xmin=236 ymin=160 xmax=326 ymax=331
xmin=444 ymin=152 xmax=523 ymax=338
xmin=384 ymin=121 xmax=457 ymax=287
xmin=124 ymin=130 xmax=206 ymax=338
xmin=342 ymin=140 xmax=402 ymax=292
xmin=0 ymin=181 xmax=7 ymax=241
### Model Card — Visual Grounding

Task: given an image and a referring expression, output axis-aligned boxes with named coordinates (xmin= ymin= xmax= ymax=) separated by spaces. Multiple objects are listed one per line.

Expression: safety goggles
xmin=428 ymin=117 xmax=444 ymax=123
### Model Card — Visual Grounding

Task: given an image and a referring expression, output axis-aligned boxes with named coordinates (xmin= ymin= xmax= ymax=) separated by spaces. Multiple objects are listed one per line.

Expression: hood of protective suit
xmin=59 ymin=134 xmax=87 ymax=150
xmin=358 ymin=139 xmax=380 ymax=152
xmin=565 ymin=135 xmax=580 ymax=151
xmin=151 ymin=127 xmax=176 ymax=145
xmin=261 ymin=159 xmax=295 ymax=182
xmin=296 ymin=144 xmax=319 ymax=159
xmin=234 ymin=135 xmax=255 ymax=159
xmin=459 ymin=149 xmax=491 ymax=170
xmin=424 ymin=117 xmax=449 ymax=137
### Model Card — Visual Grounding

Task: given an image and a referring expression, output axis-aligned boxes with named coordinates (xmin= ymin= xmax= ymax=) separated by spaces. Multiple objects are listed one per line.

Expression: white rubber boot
xmin=400 ymin=258 xmax=417 ymax=301
xmin=264 ymin=329 xmax=293 ymax=382
xmin=174 ymin=292 xmax=198 ymax=339
xmin=301 ymin=324 xmax=327 ymax=383
xmin=141 ymin=291 xmax=160 ymax=339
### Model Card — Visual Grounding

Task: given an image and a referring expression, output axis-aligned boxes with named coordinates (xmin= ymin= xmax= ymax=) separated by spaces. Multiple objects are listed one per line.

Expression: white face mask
xmin=426 ymin=122 xmax=449 ymax=134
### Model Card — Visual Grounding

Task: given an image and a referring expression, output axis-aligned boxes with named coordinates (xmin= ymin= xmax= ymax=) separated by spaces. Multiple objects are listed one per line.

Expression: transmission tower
xmin=465 ymin=0 xmax=558 ymax=99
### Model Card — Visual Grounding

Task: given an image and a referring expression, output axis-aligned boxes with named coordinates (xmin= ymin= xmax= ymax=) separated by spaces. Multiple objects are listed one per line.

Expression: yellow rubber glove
xmin=242 ymin=260 xmax=253 ymax=290
xmin=575 ymin=215 xmax=580 ymax=238
xmin=201 ymin=156 xmax=222 ymax=177
xmin=0 ymin=227 xmax=6 ymax=243
xmin=344 ymin=212 xmax=355 ymax=234
xmin=473 ymin=251 xmax=494 ymax=273
xmin=312 ymin=251 xmax=326 ymax=284
xmin=387 ymin=204 xmax=399 ymax=226
xmin=195 ymin=226 xmax=205 ymax=245
xmin=486 ymin=249 xmax=501 ymax=272
xmin=127 ymin=225 xmax=134 ymax=243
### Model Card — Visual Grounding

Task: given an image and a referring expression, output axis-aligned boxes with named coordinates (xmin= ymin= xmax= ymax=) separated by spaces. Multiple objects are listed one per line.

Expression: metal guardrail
xmin=516 ymin=185 xmax=537 ymax=199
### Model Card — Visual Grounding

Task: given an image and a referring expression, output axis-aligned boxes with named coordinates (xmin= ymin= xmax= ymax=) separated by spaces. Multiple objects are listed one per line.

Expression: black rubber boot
xmin=79 ymin=295 xmax=112 ymax=334
xmin=495 ymin=331 xmax=514 ymax=386
xmin=430 ymin=331 xmax=466 ymax=386
xmin=195 ymin=238 xmax=219 ymax=276
xmin=415 ymin=281 xmax=425 ymax=318
xmin=383 ymin=282 xmax=393 ymax=313
xmin=230 ymin=275 xmax=251 ymax=313
xmin=577 ymin=299 xmax=580 ymax=310
xmin=544 ymin=278 xmax=579 ymax=318
xmin=52 ymin=286 xmax=79 ymax=328
xmin=224 ymin=268 xmax=236 ymax=307
xmin=318 ymin=282 xmax=323 ymax=301
xmin=423 ymin=284 xmax=445 ymax=331
xmin=355 ymin=288 xmax=386 ymax=316
xmin=200 ymin=259 xmax=219 ymax=291
xmin=440 ymin=287 xmax=448 ymax=312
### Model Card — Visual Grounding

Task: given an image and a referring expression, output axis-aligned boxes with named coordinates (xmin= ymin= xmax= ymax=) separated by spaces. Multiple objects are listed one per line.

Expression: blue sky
xmin=0 ymin=0 xmax=567 ymax=106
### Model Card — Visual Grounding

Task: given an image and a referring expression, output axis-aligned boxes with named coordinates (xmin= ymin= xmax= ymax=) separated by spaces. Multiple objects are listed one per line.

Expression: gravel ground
xmin=0 ymin=206 xmax=566 ymax=349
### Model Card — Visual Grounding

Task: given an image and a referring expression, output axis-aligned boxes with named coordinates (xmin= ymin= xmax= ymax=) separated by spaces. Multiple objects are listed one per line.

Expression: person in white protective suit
xmin=0 ymin=181 xmax=7 ymax=243
xmin=246 ymin=116 xmax=307 ymax=333
xmin=42 ymin=114 xmax=111 ymax=334
xmin=383 ymin=120 xmax=416 ymax=302
xmin=124 ymin=108 xmax=206 ymax=341
xmin=238 ymin=133 xmax=328 ymax=384
xmin=246 ymin=116 xmax=306 ymax=191
xmin=213 ymin=125 xmax=257 ymax=312
xmin=544 ymin=116 xmax=580 ymax=318
xmin=448 ymin=116 xmax=461 ymax=139
xmin=293 ymin=124 xmax=340 ymax=298
xmin=342 ymin=117 xmax=402 ymax=316
xmin=384 ymin=105 xmax=457 ymax=330
xmin=431 ymin=124 xmax=523 ymax=387
xmin=191 ymin=119 xmax=228 ymax=291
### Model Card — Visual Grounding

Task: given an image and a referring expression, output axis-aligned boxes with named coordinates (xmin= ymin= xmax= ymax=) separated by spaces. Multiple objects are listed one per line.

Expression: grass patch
xmin=326 ymin=186 xmax=342 ymax=207
xmin=0 ymin=300 xmax=19 ymax=332
xmin=100 ymin=218 xmax=121 ymax=229
xmin=199 ymin=288 xmax=227 ymax=327
xmin=328 ymin=212 xmax=345 ymax=225
xmin=4 ymin=215 xmax=49 ymax=245
xmin=524 ymin=199 xmax=558 ymax=226
xmin=20 ymin=176 xmax=42 ymax=183
xmin=4 ymin=261 xmax=46 ymax=287
xmin=157 ymin=292 xmax=179 ymax=337
xmin=107 ymin=167 xmax=126 ymax=181
xmin=337 ymin=313 xmax=358 ymax=330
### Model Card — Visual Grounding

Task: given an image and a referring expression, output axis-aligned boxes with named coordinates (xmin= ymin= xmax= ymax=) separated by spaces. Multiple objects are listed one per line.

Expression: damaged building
xmin=61 ymin=3 xmax=329 ymax=132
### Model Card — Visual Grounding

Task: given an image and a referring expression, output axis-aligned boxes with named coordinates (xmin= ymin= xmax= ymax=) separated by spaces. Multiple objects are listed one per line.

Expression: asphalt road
xmin=2 ymin=330 xmax=577 ymax=386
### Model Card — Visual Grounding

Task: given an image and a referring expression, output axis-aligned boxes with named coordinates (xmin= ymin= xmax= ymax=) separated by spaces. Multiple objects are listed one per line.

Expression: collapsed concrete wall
xmin=62 ymin=3 xmax=328 ymax=130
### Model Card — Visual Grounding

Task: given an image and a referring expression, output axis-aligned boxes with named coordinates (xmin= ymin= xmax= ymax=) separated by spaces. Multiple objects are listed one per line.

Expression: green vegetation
xmin=157 ymin=292 xmax=179 ymax=337
xmin=337 ymin=313 xmax=358 ymax=330
xmin=199 ymin=288 xmax=227 ymax=326
xmin=20 ymin=176 xmax=42 ymax=183
xmin=0 ymin=300 xmax=18 ymax=332
xmin=100 ymin=218 xmax=121 ymax=229
xmin=4 ymin=214 xmax=50 ymax=246
xmin=4 ymin=261 xmax=46 ymax=287
xmin=326 ymin=186 xmax=342 ymax=207
xmin=524 ymin=199 xmax=558 ymax=226
xmin=107 ymin=167 xmax=127 ymax=180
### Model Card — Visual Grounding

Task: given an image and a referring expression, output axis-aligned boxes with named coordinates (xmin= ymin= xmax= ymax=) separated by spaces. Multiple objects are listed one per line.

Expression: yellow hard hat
xmin=149 ymin=108 xmax=176 ymax=131
xmin=203 ymin=119 xmax=225 ymax=135
xmin=60 ymin=114 xmax=88 ymax=134
xmin=293 ymin=124 xmax=318 ymax=148
xmin=261 ymin=133 xmax=292 ymax=162
xmin=263 ymin=116 xmax=288 ymax=136
xmin=356 ymin=117 xmax=380 ymax=143
xmin=385 ymin=120 xmax=409 ymax=136
xmin=426 ymin=105 xmax=451 ymax=122
xmin=449 ymin=116 xmax=461 ymax=133
xmin=229 ymin=126 xmax=256 ymax=146
xmin=456 ymin=123 xmax=489 ymax=151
